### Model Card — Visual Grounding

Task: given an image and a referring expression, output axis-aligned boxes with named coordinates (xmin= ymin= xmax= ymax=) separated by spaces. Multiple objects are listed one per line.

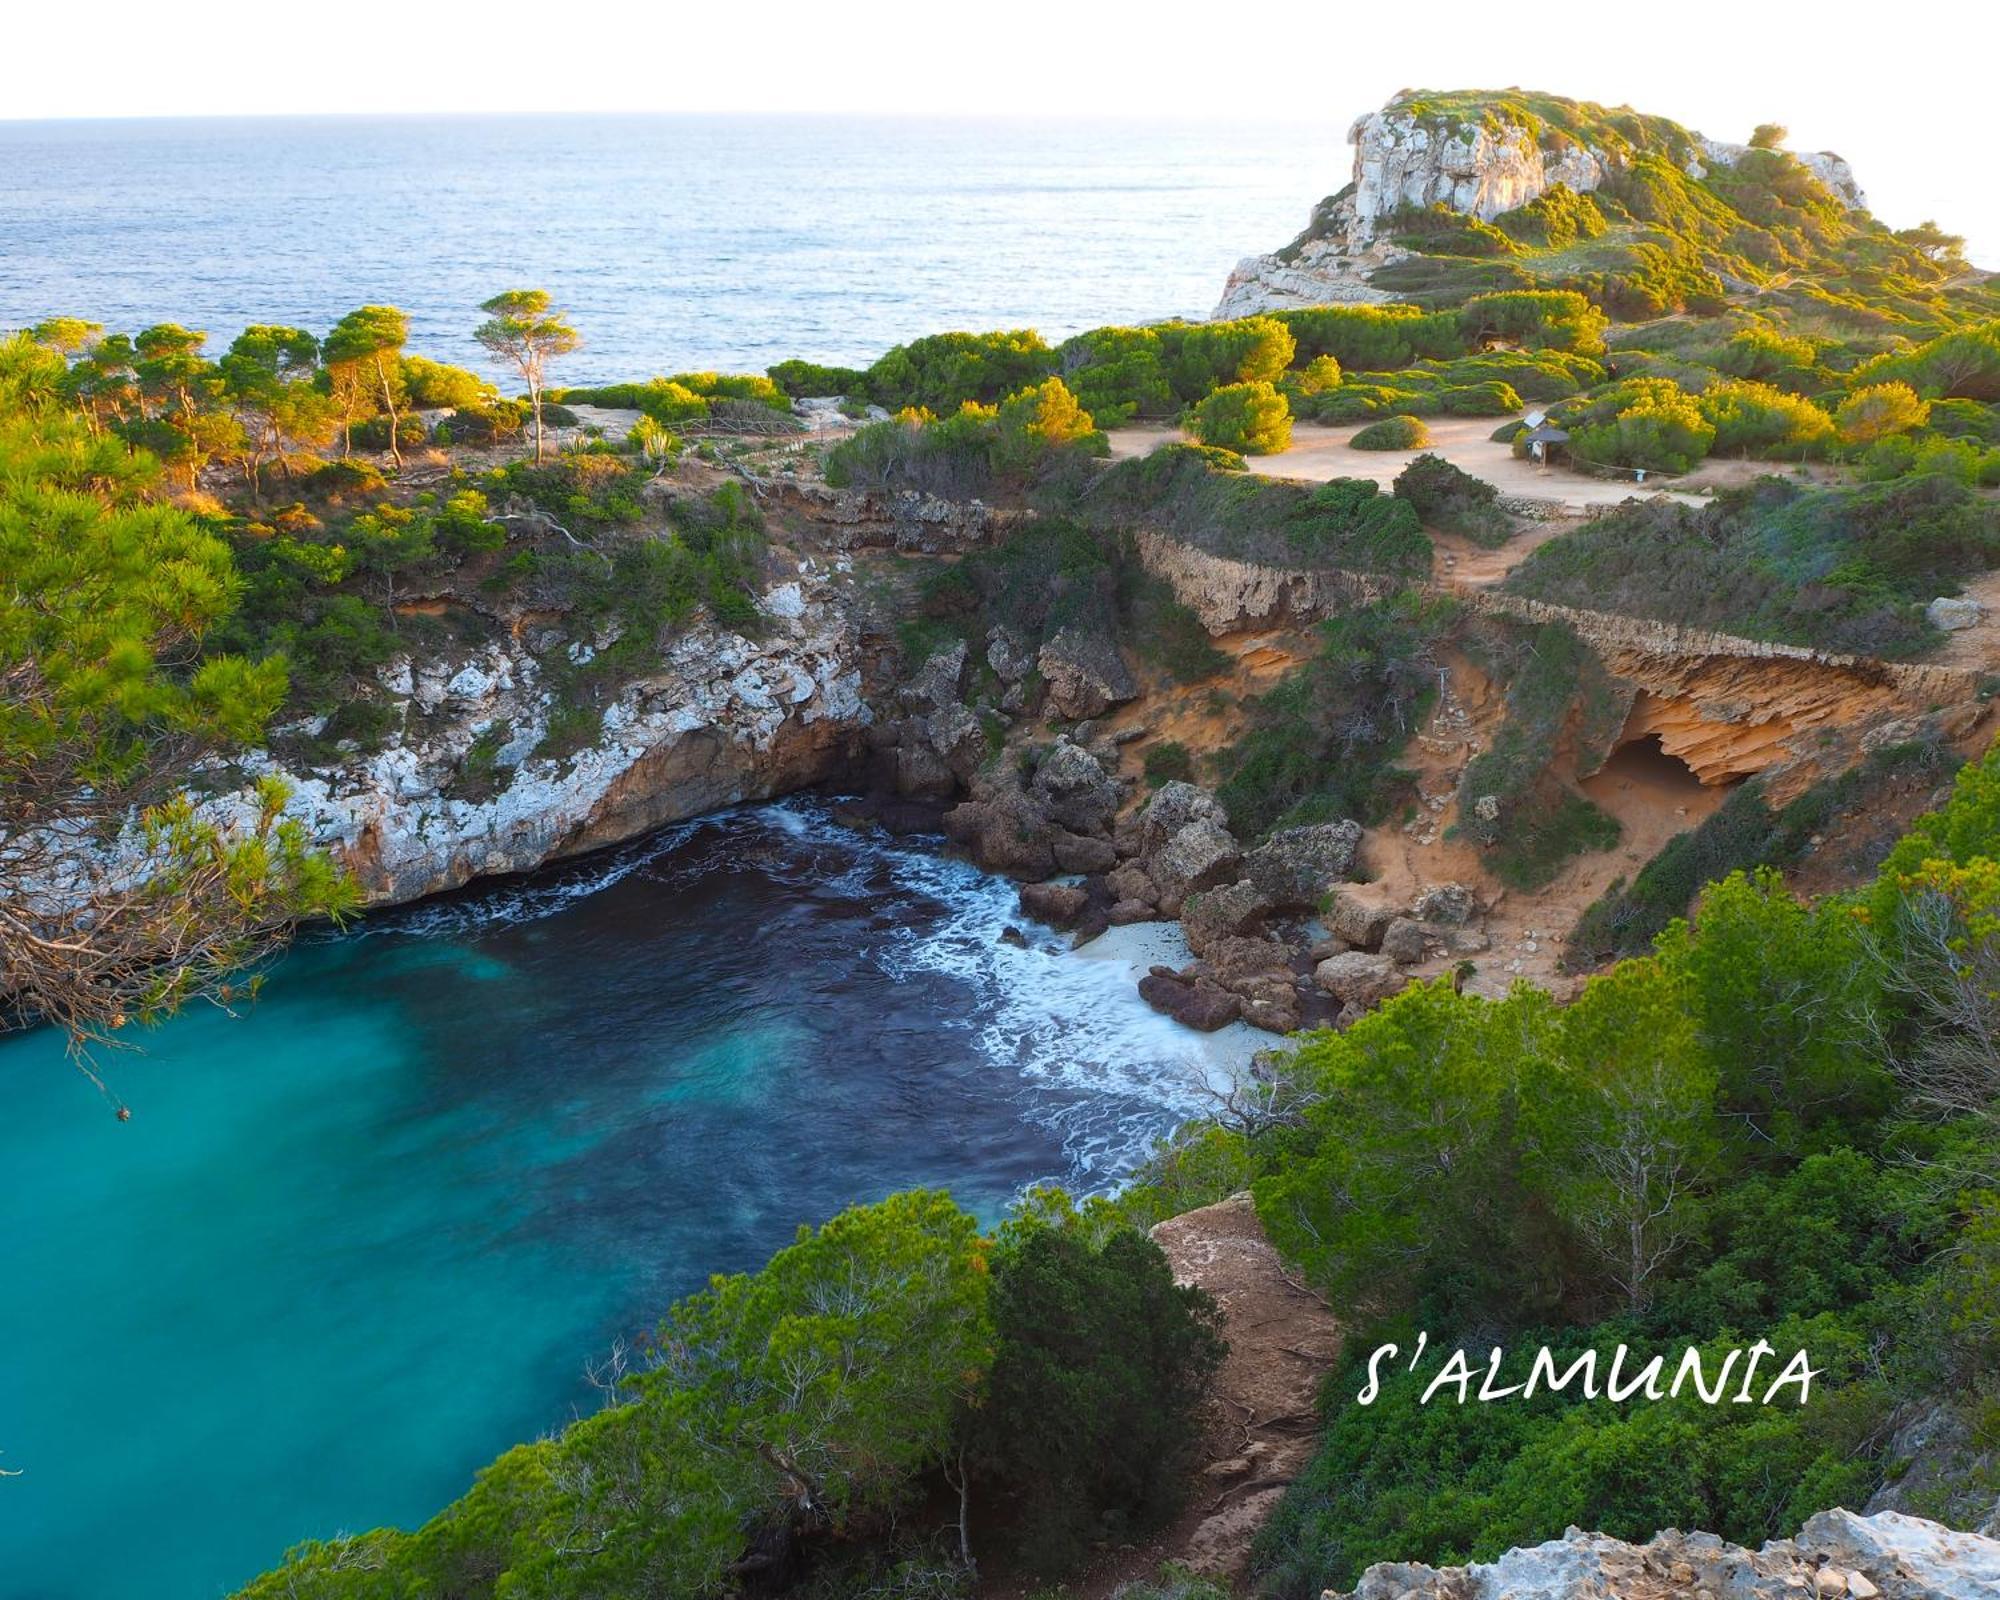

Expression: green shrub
xmin=1505 ymin=473 xmax=2000 ymax=657
xmin=1459 ymin=289 xmax=1609 ymax=355
xmin=1276 ymin=304 xmax=1467 ymax=370
xmin=1350 ymin=414 xmax=1431 ymax=450
xmin=970 ymin=1227 xmax=1225 ymax=1576
xmin=862 ymin=329 xmax=1057 ymax=412
xmin=767 ymin=357 xmax=867 ymax=397
xmin=1186 ymin=380 xmax=1292 ymax=454
xmin=1143 ymin=740 xmax=1194 ymax=786
xmin=1060 ymin=446 xmax=1429 ymax=573
xmin=1059 ymin=325 xmax=1176 ymax=424
xmin=1153 ymin=316 xmax=1295 ymax=403
xmin=1212 ymin=590 xmax=1456 ymax=838
xmin=1697 ymin=378 xmax=1833 ymax=457
xmin=1852 ymin=320 xmax=2000 ymax=401
xmin=1394 ymin=453 xmax=1512 ymax=545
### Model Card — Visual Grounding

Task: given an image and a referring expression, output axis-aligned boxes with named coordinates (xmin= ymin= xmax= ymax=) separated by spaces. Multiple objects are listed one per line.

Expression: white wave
xmin=344 ymin=794 xmax=1257 ymax=1190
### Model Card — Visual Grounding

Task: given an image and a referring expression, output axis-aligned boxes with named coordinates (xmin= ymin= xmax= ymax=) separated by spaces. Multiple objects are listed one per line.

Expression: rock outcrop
xmin=167 ymin=573 xmax=873 ymax=908
xmin=1217 ymin=93 xmax=1868 ymax=318
xmin=1324 ymin=1509 xmax=2000 ymax=1600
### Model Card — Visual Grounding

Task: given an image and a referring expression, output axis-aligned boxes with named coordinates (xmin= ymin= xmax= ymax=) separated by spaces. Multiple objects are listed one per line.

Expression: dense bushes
xmin=1064 ymin=444 xmax=1430 ymax=573
xmin=1186 ymin=380 xmax=1292 ymax=454
xmin=1853 ymin=320 xmax=2000 ymax=402
xmin=1458 ymin=289 xmax=1609 ymax=355
xmin=554 ymin=371 xmax=793 ymax=425
xmin=239 ymin=1190 xmax=1227 ymax=1599
xmin=1453 ymin=620 xmax=1624 ymax=887
xmin=1505 ymin=474 xmax=2000 ymax=657
xmin=822 ymin=379 xmax=1106 ymax=497
xmin=1276 ymin=304 xmax=1466 ymax=370
xmin=1238 ymin=743 xmax=2000 ymax=1591
xmin=971 ymin=1227 xmax=1225 ymax=1574
xmin=1350 ymin=414 xmax=1430 ymax=450
xmin=767 ymin=357 xmax=867 ymax=398
xmin=1393 ymin=452 xmax=1511 ymax=545
xmin=1211 ymin=590 xmax=1458 ymax=839
xmin=860 ymin=328 xmax=1057 ymax=412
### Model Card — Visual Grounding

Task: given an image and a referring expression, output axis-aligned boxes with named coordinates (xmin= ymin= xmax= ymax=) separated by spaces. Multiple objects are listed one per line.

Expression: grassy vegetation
xmin=1503 ymin=473 xmax=2000 ymax=658
xmin=1210 ymin=590 xmax=1458 ymax=840
xmin=1453 ymin=619 xmax=1625 ymax=888
xmin=1058 ymin=443 xmax=1432 ymax=573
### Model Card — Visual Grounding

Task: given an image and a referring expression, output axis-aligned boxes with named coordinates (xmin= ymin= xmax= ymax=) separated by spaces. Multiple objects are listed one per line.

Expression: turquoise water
xmin=0 ymin=803 xmax=1225 ymax=1598
xmin=0 ymin=114 xmax=1335 ymax=386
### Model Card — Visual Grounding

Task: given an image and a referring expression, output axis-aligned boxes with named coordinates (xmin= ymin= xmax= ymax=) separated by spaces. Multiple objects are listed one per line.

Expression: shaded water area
xmin=0 ymin=801 xmax=1233 ymax=1598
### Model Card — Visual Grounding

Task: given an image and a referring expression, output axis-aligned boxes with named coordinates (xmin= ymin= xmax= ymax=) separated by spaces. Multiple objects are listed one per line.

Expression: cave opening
xmin=1596 ymin=733 xmax=1713 ymax=799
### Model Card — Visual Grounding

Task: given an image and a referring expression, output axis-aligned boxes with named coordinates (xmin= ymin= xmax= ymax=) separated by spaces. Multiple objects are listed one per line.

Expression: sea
xmin=0 ymin=113 xmax=1335 ymax=383
xmin=0 ymin=114 xmax=1330 ymax=1599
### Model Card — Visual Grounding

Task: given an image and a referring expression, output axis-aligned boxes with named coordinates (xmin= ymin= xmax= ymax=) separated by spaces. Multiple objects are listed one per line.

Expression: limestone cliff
xmin=1325 ymin=1509 xmax=2000 ymax=1600
xmin=1215 ymin=91 xmax=1866 ymax=317
xmin=173 ymin=569 xmax=874 ymax=908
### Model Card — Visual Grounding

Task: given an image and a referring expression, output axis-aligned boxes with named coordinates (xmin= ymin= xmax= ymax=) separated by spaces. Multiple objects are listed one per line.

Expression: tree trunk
xmin=375 ymin=354 xmax=403 ymax=469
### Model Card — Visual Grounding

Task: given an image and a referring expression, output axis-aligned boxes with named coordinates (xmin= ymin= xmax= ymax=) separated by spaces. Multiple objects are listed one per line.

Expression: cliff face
xmin=1215 ymin=93 xmax=1866 ymax=317
xmin=179 ymin=571 xmax=875 ymax=909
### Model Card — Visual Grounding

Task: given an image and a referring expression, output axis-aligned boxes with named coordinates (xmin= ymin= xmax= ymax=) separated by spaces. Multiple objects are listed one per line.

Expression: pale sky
xmin=8 ymin=0 xmax=1999 ymax=262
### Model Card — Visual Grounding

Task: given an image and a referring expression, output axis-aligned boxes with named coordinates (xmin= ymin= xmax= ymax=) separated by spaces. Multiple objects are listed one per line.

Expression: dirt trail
xmin=1934 ymin=569 xmax=2000 ymax=675
xmin=1103 ymin=419 xmax=1708 ymax=511
xmin=980 ymin=1195 xmax=1341 ymax=1600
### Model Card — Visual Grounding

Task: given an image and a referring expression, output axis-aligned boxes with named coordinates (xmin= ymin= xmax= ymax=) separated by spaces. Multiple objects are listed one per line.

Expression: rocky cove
xmin=164 ymin=457 xmax=1987 ymax=1049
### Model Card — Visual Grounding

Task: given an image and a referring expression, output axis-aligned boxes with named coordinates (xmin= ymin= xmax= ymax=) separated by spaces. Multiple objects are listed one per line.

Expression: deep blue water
xmin=0 ymin=113 xmax=1334 ymax=384
xmin=0 ymin=803 xmax=1232 ymax=1598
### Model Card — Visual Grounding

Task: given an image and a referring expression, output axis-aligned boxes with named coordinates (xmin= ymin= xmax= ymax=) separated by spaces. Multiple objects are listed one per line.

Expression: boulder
xmin=923 ymin=701 xmax=988 ymax=781
xmin=941 ymin=795 xmax=1055 ymax=880
xmin=1108 ymin=898 xmax=1158 ymax=926
xmin=1037 ymin=626 xmax=1138 ymax=721
xmin=1150 ymin=820 xmax=1243 ymax=911
xmin=1327 ymin=890 xmax=1394 ymax=951
xmin=1107 ymin=863 xmax=1158 ymax=906
xmin=1052 ymin=831 xmax=1118 ymax=874
xmin=1796 ymin=1508 xmax=2000 ymax=1598
xmin=1018 ymin=881 xmax=1088 ymax=929
xmin=1138 ymin=969 xmax=1243 ymax=1032
xmin=1182 ymin=880 xmax=1274 ymax=957
xmin=1323 ymin=1510 xmax=2000 ymax=1600
xmin=894 ymin=738 xmax=957 ymax=799
xmin=899 ymin=640 xmax=967 ymax=712
xmin=1412 ymin=881 xmax=1478 ymax=927
xmin=1139 ymin=781 xmax=1230 ymax=850
xmin=1242 ymin=820 xmax=1364 ymax=907
xmin=986 ymin=624 xmax=1034 ymax=683
xmin=1202 ymin=935 xmax=1295 ymax=983
xmin=1313 ymin=951 xmax=1407 ymax=1008
xmin=1031 ymin=739 xmax=1121 ymax=835
xmin=1928 ymin=596 xmax=1986 ymax=633
xmin=1380 ymin=916 xmax=1432 ymax=966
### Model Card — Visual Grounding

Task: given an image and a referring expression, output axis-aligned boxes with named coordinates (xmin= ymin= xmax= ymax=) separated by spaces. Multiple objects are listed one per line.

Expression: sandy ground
xmin=1105 ymin=418 xmax=1711 ymax=512
xmin=1933 ymin=568 xmax=2000 ymax=675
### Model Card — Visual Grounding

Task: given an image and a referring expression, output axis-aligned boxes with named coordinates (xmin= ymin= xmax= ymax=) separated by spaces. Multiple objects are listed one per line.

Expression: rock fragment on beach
xmin=1241 ymin=820 xmax=1364 ymax=907
xmin=1314 ymin=950 xmax=1406 ymax=1008
xmin=1017 ymin=881 xmax=1087 ymax=929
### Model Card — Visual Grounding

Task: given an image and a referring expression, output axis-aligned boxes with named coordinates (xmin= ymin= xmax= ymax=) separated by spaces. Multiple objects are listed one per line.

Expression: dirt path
xmin=1103 ymin=419 xmax=1709 ymax=512
xmin=980 ymin=1195 xmax=1341 ymax=1600
xmin=1933 ymin=569 xmax=2000 ymax=675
